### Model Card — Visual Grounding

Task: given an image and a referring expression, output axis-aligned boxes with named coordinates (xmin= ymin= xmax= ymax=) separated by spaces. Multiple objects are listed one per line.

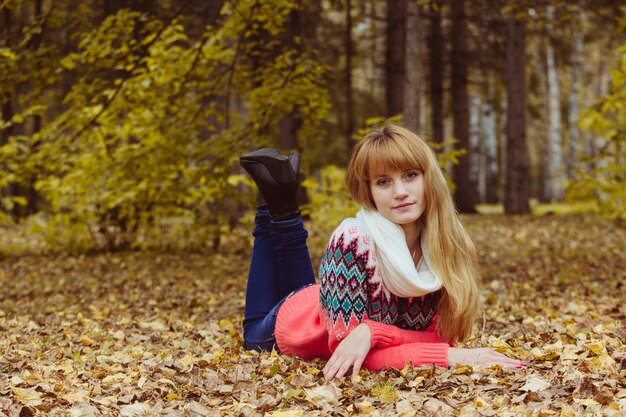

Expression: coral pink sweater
xmin=275 ymin=217 xmax=450 ymax=370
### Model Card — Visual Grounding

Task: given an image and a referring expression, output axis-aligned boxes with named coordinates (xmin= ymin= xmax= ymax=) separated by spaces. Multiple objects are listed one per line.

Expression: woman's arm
xmin=326 ymin=333 xmax=523 ymax=379
xmin=362 ymin=317 xmax=445 ymax=348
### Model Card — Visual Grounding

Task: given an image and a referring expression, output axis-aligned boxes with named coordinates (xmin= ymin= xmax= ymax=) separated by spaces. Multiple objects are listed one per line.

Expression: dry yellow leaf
xmin=177 ymin=354 xmax=194 ymax=371
xmin=265 ymin=411 xmax=303 ymax=417
xmin=532 ymin=350 xmax=559 ymax=361
xmin=305 ymin=366 xmax=320 ymax=375
xmin=586 ymin=341 xmax=606 ymax=356
xmin=219 ymin=319 xmax=234 ymax=329
xmin=11 ymin=387 xmax=42 ymax=405
xmin=62 ymin=390 xmax=89 ymax=403
xmin=559 ymin=404 xmax=577 ymax=417
xmin=452 ymin=365 xmax=473 ymax=375
xmin=139 ymin=320 xmax=167 ymax=331
xmin=101 ymin=373 xmax=127 ymax=385
xmin=371 ymin=383 xmax=398 ymax=403
xmin=93 ymin=395 xmax=117 ymax=406
xmin=408 ymin=376 xmax=424 ymax=388
xmin=79 ymin=335 xmax=94 ymax=346
xmin=284 ymin=388 xmax=304 ymax=402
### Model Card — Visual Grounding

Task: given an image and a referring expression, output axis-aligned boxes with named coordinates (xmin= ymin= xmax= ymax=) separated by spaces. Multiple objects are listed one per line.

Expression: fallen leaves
xmin=519 ymin=376 xmax=551 ymax=392
xmin=0 ymin=215 xmax=625 ymax=416
xmin=10 ymin=387 xmax=42 ymax=406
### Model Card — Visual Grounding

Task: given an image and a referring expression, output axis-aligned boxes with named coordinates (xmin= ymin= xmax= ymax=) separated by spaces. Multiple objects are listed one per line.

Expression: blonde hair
xmin=345 ymin=124 xmax=481 ymax=343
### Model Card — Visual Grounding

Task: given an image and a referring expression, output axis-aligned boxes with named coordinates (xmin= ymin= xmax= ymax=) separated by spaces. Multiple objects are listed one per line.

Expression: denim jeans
xmin=242 ymin=210 xmax=316 ymax=352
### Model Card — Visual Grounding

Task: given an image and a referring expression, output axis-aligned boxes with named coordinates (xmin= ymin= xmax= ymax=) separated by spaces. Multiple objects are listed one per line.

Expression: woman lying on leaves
xmin=239 ymin=124 xmax=525 ymax=381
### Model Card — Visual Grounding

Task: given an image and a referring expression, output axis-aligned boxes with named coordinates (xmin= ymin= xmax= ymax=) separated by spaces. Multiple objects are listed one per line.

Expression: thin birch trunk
xmin=567 ymin=27 xmax=582 ymax=179
xmin=538 ymin=46 xmax=550 ymax=202
xmin=469 ymin=96 xmax=483 ymax=202
xmin=546 ymin=5 xmax=564 ymax=201
xmin=482 ymin=97 xmax=498 ymax=204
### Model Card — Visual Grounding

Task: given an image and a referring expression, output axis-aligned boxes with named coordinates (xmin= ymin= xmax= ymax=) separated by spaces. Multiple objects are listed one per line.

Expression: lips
xmin=393 ymin=203 xmax=414 ymax=209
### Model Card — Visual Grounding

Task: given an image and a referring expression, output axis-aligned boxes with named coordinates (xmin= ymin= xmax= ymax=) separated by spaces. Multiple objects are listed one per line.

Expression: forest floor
xmin=1 ymin=214 xmax=625 ymax=416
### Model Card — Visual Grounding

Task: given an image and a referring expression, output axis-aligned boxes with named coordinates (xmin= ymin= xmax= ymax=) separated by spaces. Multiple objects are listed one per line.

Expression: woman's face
xmin=369 ymin=168 xmax=426 ymax=225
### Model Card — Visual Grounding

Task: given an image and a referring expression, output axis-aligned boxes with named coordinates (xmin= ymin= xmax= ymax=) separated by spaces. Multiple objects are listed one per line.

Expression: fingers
xmin=479 ymin=349 xmax=526 ymax=368
xmin=324 ymin=350 xmax=363 ymax=380
xmin=351 ymin=357 xmax=364 ymax=380
xmin=324 ymin=356 xmax=348 ymax=379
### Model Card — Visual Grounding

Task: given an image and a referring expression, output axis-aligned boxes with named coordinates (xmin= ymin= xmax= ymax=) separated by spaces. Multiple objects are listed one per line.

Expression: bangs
xmin=358 ymin=134 xmax=426 ymax=180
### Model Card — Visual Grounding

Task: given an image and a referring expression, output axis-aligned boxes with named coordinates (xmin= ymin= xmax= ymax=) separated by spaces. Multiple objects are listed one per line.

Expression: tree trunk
xmin=103 ymin=0 xmax=125 ymax=20
xmin=1 ymin=5 xmax=16 ymax=214
xmin=278 ymin=114 xmax=302 ymax=151
xmin=276 ymin=8 xmax=303 ymax=151
xmin=385 ymin=0 xmax=407 ymax=117
xmin=429 ymin=0 xmax=444 ymax=144
xmin=450 ymin=0 xmax=477 ymax=213
xmin=538 ymin=46 xmax=550 ymax=202
xmin=469 ymin=96 xmax=482 ymax=202
xmin=482 ymin=97 xmax=498 ymax=204
xmin=545 ymin=5 xmax=564 ymax=202
xmin=567 ymin=22 xmax=582 ymax=179
xmin=504 ymin=11 xmax=530 ymax=214
xmin=345 ymin=0 xmax=355 ymax=154
xmin=24 ymin=0 xmax=45 ymax=216
xmin=403 ymin=0 xmax=420 ymax=132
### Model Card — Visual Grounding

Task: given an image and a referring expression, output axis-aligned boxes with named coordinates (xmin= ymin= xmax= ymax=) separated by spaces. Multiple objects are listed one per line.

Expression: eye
xmin=404 ymin=171 xmax=421 ymax=180
xmin=375 ymin=178 xmax=390 ymax=186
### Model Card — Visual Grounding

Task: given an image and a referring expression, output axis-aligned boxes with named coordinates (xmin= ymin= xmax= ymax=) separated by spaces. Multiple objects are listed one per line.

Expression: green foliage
xmin=1 ymin=1 xmax=329 ymax=251
xmin=302 ymin=165 xmax=359 ymax=233
xmin=569 ymin=43 xmax=626 ymax=220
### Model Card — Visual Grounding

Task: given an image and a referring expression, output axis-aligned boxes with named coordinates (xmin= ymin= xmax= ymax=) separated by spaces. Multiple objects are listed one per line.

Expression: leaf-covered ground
xmin=1 ymin=215 xmax=625 ymax=416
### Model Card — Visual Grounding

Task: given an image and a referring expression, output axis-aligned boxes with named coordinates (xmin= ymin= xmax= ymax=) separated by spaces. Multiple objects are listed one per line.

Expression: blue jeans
xmin=243 ymin=210 xmax=316 ymax=352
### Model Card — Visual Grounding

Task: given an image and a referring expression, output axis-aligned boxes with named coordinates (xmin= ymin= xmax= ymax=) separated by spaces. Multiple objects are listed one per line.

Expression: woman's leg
xmin=242 ymin=212 xmax=316 ymax=352
xmin=271 ymin=215 xmax=316 ymax=299
xmin=240 ymin=149 xmax=314 ymax=351
xmin=242 ymin=210 xmax=280 ymax=336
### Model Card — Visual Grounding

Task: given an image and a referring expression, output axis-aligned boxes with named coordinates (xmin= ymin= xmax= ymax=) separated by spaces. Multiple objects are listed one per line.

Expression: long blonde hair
xmin=345 ymin=124 xmax=481 ymax=343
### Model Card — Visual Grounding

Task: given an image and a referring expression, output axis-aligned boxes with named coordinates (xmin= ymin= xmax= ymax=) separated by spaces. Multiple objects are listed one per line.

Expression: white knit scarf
xmin=356 ymin=208 xmax=443 ymax=297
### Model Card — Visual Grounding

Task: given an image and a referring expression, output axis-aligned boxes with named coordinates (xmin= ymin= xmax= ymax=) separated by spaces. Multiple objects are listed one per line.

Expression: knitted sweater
xmin=275 ymin=217 xmax=450 ymax=370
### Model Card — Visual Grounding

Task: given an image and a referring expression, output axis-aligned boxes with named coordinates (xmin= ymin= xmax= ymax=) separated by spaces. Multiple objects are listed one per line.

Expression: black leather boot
xmin=240 ymin=149 xmax=301 ymax=220
xmin=239 ymin=148 xmax=280 ymax=209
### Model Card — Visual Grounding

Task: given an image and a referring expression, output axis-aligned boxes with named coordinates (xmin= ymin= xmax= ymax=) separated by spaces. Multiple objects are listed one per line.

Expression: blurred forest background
xmin=2 ymin=2 xmax=626 ymax=415
xmin=1 ymin=0 xmax=625 ymax=253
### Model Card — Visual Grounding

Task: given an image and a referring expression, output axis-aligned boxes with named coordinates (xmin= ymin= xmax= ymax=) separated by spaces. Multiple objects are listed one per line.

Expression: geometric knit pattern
xmin=319 ymin=232 xmax=374 ymax=340
xmin=319 ymin=217 xmax=440 ymax=348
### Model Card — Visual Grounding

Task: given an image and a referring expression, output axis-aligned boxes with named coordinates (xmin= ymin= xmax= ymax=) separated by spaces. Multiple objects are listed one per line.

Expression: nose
xmin=393 ymin=182 xmax=408 ymax=199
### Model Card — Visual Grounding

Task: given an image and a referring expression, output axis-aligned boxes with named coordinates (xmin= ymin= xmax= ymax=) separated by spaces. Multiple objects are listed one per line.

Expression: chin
xmin=391 ymin=213 xmax=422 ymax=224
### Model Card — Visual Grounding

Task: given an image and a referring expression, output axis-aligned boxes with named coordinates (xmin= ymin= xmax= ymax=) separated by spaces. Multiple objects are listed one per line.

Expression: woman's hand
xmin=448 ymin=347 xmax=525 ymax=368
xmin=324 ymin=323 xmax=372 ymax=380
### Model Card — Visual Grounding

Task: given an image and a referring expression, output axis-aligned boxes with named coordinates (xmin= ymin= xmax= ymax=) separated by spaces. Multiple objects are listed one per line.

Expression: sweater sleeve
xmin=363 ymin=343 xmax=449 ymax=369
xmin=362 ymin=317 xmax=448 ymax=348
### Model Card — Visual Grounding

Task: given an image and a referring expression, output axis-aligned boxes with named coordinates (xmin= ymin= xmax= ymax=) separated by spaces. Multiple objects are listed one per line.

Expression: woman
xmin=239 ymin=125 xmax=524 ymax=380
